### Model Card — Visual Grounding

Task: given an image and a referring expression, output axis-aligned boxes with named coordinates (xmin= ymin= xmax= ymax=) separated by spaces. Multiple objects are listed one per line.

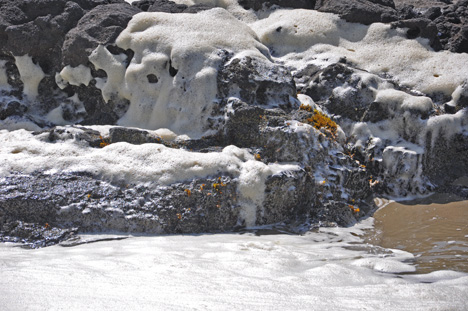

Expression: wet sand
xmin=366 ymin=194 xmax=468 ymax=273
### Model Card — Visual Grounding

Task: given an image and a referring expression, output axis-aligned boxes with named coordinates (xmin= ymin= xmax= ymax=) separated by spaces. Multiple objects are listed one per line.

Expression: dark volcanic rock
xmin=217 ymin=56 xmax=297 ymax=111
xmin=315 ymin=0 xmax=398 ymax=24
xmin=0 ymin=221 xmax=77 ymax=248
xmin=0 ymin=0 xmax=140 ymax=126
xmin=238 ymin=0 xmax=315 ymax=10
xmin=238 ymin=0 xmax=468 ymax=53
xmin=109 ymin=127 xmax=161 ymax=144
xmin=393 ymin=0 xmax=468 ymax=53
xmin=294 ymin=63 xmax=376 ymax=122
xmin=423 ymin=131 xmax=468 ymax=188
xmin=132 ymin=0 xmax=212 ymax=13
xmin=0 ymin=0 xmax=131 ymax=74
xmin=0 ymin=167 xmax=324 ymax=243
xmin=239 ymin=0 xmax=397 ymax=24
xmin=391 ymin=18 xmax=442 ymax=50
xmin=0 ymin=101 xmax=28 ymax=120
xmin=60 ymin=3 xmax=140 ymax=124
xmin=61 ymin=3 xmax=141 ymax=68
xmin=2 ymin=0 xmax=85 ymax=75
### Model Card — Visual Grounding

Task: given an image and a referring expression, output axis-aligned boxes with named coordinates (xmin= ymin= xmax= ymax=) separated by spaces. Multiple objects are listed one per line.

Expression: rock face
xmin=0 ymin=0 xmax=467 ymax=247
xmin=391 ymin=0 xmax=468 ymax=53
xmin=315 ymin=0 xmax=398 ymax=24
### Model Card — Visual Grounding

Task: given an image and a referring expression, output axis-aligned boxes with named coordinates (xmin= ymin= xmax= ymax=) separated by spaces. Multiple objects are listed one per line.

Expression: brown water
xmin=365 ymin=194 xmax=468 ymax=273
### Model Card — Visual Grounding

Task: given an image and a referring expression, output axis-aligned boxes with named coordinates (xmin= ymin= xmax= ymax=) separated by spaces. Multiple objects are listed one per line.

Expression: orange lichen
xmin=299 ymin=103 xmax=312 ymax=112
xmin=213 ymin=178 xmax=226 ymax=191
xmin=306 ymin=110 xmax=337 ymax=134
xmin=184 ymin=189 xmax=191 ymax=196
xmin=99 ymin=135 xmax=110 ymax=148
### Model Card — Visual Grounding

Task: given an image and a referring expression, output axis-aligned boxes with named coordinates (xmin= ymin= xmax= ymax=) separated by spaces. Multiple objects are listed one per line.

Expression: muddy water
xmin=365 ymin=194 xmax=468 ymax=273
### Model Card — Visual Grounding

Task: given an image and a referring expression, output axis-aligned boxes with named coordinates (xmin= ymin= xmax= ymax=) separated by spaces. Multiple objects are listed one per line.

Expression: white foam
xmin=13 ymin=55 xmax=45 ymax=99
xmin=0 ymin=128 xmax=237 ymax=185
xmin=374 ymin=89 xmax=433 ymax=116
xmin=56 ymin=65 xmax=92 ymax=89
xmin=88 ymin=45 xmax=127 ymax=103
xmin=251 ymin=9 xmax=468 ymax=96
xmin=297 ymin=93 xmax=318 ymax=111
xmin=88 ymin=9 xmax=269 ymax=138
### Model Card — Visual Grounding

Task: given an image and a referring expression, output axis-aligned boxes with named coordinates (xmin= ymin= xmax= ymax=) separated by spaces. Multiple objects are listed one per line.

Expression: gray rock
xmin=131 ymin=0 xmax=212 ymax=13
xmin=393 ymin=0 xmax=468 ymax=53
xmin=295 ymin=63 xmax=376 ymax=122
xmin=0 ymin=101 xmax=28 ymax=120
xmin=238 ymin=0 xmax=315 ymax=10
xmin=61 ymin=3 xmax=141 ymax=68
xmin=0 ymin=221 xmax=77 ymax=248
xmin=315 ymin=0 xmax=398 ymax=24
xmin=217 ymin=56 xmax=296 ymax=109
xmin=109 ymin=127 xmax=161 ymax=144
xmin=391 ymin=18 xmax=442 ymax=50
xmin=423 ymin=132 xmax=468 ymax=188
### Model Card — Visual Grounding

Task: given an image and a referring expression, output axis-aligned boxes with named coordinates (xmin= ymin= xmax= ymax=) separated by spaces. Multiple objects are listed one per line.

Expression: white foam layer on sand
xmin=0 ymin=219 xmax=466 ymax=310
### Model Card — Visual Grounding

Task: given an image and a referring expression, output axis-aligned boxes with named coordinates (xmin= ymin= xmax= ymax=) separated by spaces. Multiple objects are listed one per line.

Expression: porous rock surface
xmin=0 ymin=0 xmax=467 ymax=247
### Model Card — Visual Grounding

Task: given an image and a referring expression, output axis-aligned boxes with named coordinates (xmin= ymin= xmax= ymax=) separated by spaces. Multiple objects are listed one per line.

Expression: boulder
xmin=315 ymin=0 xmax=398 ymax=24
xmin=62 ymin=3 xmax=141 ymax=68
xmin=393 ymin=0 xmax=468 ymax=53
